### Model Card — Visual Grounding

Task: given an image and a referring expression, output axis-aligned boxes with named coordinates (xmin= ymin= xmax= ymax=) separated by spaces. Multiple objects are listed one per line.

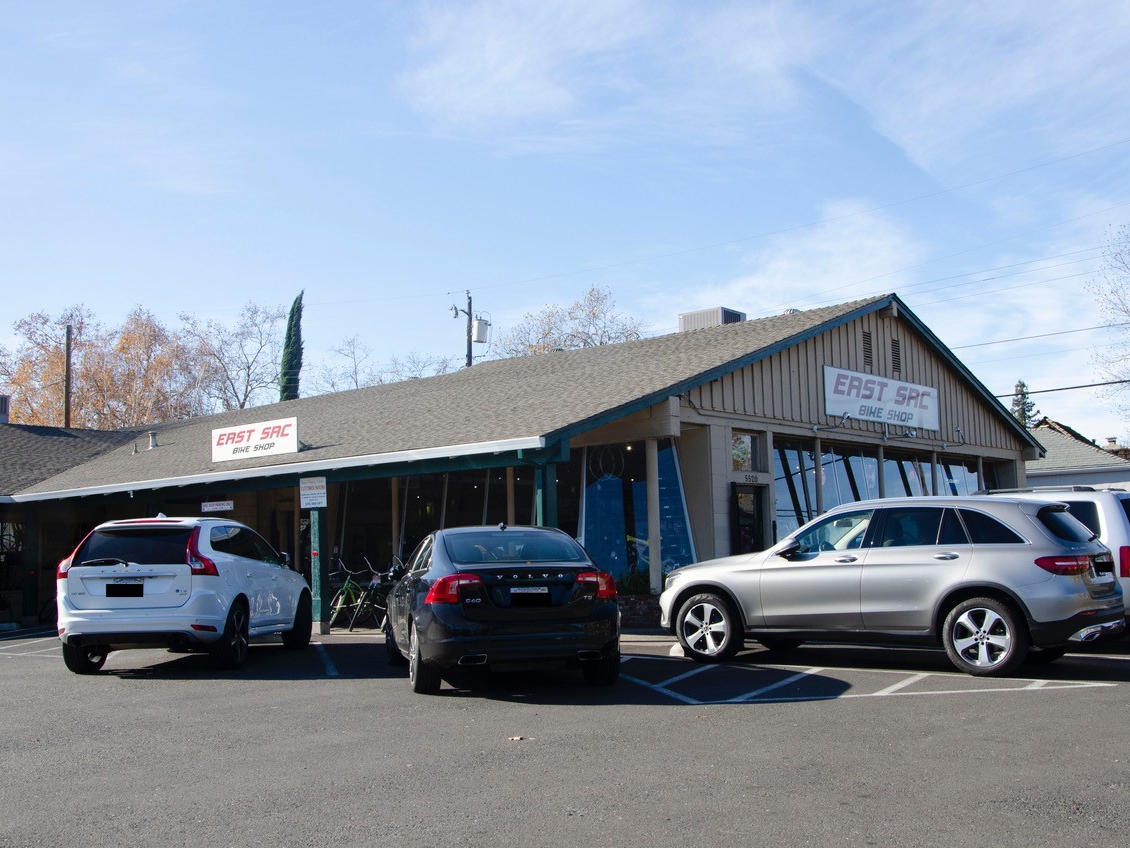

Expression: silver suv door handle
xmin=834 ymin=556 xmax=858 ymax=563
xmin=933 ymin=553 xmax=960 ymax=560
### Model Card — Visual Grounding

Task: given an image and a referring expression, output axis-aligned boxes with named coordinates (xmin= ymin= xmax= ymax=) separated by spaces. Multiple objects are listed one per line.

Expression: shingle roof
xmin=0 ymin=424 xmax=139 ymax=493
xmin=4 ymin=293 xmax=1036 ymax=501
xmin=1027 ymin=419 xmax=1130 ymax=472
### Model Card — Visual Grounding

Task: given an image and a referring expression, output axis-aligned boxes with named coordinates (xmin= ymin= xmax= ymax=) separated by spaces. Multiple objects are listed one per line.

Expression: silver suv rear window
xmin=1034 ymin=506 xmax=1094 ymax=543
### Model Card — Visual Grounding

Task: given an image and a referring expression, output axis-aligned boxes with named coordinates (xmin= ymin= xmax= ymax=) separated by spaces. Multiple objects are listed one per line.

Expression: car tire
xmin=1025 ymin=645 xmax=1069 ymax=665
xmin=408 ymin=621 xmax=441 ymax=694
xmin=757 ymin=636 xmax=804 ymax=652
xmin=210 ymin=600 xmax=250 ymax=670
xmin=62 ymin=642 xmax=108 ymax=674
xmin=384 ymin=619 xmax=407 ymax=667
xmin=942 ymin=596 xmax=1028 ymax=676
xmin=281 ymin=592 xmax=312 ymax=650
xmin=582 ymin=649 xmax=621 ymax=686
xmin=676 ymin=592 xmax=742 ymax=663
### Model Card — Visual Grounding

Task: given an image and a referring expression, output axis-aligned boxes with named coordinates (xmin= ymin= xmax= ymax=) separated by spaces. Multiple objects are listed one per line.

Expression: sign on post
xmin=300 ymin=476 xmax=328 ymax=509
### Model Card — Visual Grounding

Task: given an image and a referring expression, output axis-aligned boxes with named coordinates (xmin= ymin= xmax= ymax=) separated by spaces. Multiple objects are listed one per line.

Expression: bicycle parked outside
xmin=347 ymin=561 xmax=398 ymax=631
xmin=327 ymin=557 xmax=400 ymax=631
xmin=326 ymin=558 xmax=371 ymax=628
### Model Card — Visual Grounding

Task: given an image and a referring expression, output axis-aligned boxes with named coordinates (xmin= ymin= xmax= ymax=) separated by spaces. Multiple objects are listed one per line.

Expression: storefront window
xmin=775 ymin=440 xmax=981 ymax=538
xmin=820 ymin=444 xmax=880 ymax=510
xmin=883 ymin=453 xmax=929 ymax=497
xmin=940 ymin=459 xmax=980 ymax=495
xmin=773 ymin=438 xmax=817 ymax=538
xmin=580 ymin=440 xmax=695 ymax=589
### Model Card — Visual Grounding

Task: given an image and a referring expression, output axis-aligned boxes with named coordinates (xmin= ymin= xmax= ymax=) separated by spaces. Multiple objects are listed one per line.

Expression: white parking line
xmin=313 ymin=642 xmax=340 ymax=677
xmin=656 ymin=664 xmax=715 ymax=688
xmin=726 ymin=668 xmax=826 ymax=703
xmin=874 ymin=673 xmax=929 ymax=696
xmin=619 ymin=672 xmax=703 ymax=705
xmin=0 ymin=637 xmax=59 ymax=651
xmin=619 ymin=655 xmax=1119 ymax=704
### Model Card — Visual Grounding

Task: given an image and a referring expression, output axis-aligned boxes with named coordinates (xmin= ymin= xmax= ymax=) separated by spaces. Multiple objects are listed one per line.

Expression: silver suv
xmin=57 ymin=516 xmax=312 ymax=674
xmin=659 ymin=496 xmax=1125 ymax=676
xmin=981 ymin=486 xmax=1130 ymax=620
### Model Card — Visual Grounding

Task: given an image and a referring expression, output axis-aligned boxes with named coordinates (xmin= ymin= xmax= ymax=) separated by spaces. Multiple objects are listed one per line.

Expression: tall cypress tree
xmin=1010 ymin=378 xmax=1039 ymax=428
xmin=280 ymin=290 xmax=304 ymax=402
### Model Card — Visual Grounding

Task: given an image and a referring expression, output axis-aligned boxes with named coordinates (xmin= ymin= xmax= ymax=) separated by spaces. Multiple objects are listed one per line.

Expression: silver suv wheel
xmin=942 ymin=597 xmax=1028 ymax=676
xmin=677 ymin=592 xmax=741 ymax=663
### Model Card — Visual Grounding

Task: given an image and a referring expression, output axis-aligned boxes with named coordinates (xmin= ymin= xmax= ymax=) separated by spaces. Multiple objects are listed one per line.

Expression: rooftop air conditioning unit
xmin=677 ymin=307 xmax=746 ymax=332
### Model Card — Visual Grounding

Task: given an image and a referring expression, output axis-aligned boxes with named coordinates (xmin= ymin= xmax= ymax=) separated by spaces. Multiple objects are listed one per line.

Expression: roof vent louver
xmin=0 ymin=394 xmax=9 ymax=425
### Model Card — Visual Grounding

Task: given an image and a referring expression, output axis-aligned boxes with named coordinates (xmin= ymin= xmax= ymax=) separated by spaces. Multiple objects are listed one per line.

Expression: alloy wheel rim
xmin=682 ymin=602 xmax=728 ymax=655
xmin=232 ymin=608 xmax=249 ymax=661
xmin=951 ymin=607 xmax=1010 ymax=667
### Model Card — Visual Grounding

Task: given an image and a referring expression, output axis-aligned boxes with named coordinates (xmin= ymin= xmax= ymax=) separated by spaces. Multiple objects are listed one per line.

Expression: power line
xmin=993 ymin=378 xmax=1130 ymax=398
xmin=952 ymin=322 xmax=1129 ymax=350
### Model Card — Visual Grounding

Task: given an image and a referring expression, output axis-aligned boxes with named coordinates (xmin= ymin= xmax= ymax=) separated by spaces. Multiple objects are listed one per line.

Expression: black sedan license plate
xmin=510 ymin=586 xmax=550 ymax=607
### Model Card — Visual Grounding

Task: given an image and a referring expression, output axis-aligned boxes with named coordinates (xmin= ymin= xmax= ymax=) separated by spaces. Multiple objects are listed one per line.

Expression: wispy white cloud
xmin=639 ymin=200 xmax=925 ymax=328
xmin=806 ymin=1 xmax=1130 ymax=172
xmin=395 ymin=0 xmax=816 ymax=148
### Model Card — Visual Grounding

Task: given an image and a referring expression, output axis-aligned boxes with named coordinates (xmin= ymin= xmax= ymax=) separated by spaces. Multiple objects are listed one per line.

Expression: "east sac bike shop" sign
xmin=211 ymin=416 xmax=299 ymax=463
xmin=823 ymin=366 xmax=940 ymax=431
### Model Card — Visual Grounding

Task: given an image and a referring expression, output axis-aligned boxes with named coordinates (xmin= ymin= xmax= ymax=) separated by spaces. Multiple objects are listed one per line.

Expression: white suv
xmin=983 ymin=486 xmax=1130 ymax=622
xmin=57 ymin=516 xmax=312 ymax=674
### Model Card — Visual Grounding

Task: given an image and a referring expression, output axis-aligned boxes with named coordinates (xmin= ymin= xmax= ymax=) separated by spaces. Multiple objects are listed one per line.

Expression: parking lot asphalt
xmin=4 ymin=626 xmax=1130 ymax=848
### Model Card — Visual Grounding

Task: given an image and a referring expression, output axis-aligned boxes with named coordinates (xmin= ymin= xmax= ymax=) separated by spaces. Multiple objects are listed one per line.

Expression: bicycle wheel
xmin=347 ymin=593 xmax=375 ymax=630
xmin=327 ymin=587 xmax=354 ymax=628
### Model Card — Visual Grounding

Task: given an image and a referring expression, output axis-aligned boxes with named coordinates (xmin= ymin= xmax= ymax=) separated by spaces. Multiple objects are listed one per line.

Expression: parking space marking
xmin=0 ymin=637 xmax=62 ymax=658
xmin=620 ymin=655 xmax=1118 ymax=704
xmin=874 ymin=673 xmax=929 ymax=695
xmin=726 ymin=667 xmax=826 ymax=703
xmin=656 ymin=663 xmax=715 ymax=688
xmin=312 ymin=642 xmax=340 ymax=677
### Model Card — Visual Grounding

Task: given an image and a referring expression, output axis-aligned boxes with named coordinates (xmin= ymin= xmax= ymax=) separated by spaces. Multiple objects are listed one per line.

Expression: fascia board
xmin=12 ymin=436 xmax=546 ymax=503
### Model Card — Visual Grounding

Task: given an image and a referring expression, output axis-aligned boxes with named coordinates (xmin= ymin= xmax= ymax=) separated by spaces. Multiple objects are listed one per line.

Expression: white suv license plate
xmin=107 ymin=580 xmax=144 ymax=598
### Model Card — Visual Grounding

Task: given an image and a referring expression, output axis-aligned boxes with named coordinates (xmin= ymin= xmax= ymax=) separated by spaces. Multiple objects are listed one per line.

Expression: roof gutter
xmin=11 ymin=435 xmax=546 ymax=503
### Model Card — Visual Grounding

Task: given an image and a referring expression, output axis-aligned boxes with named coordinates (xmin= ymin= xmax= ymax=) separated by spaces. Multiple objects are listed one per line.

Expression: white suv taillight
xmin=1120 ymin=546 xmax=1130 ymax=579
xmin=187 ymin=527 xmax=219 ymax=577
xmin=57 ymin=529 xmax=96 ymax=579
xmin=56 ymin=553 xmax=74 ymax=580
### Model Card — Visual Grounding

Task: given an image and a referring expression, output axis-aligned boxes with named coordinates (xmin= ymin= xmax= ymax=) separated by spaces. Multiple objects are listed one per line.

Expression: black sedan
xmin=384 ymin=525 xmax=620 ymax=694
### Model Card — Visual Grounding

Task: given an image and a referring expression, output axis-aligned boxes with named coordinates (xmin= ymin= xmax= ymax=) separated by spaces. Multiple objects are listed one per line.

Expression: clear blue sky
xmin=3 ymin=2 xmax=1130 ymax=440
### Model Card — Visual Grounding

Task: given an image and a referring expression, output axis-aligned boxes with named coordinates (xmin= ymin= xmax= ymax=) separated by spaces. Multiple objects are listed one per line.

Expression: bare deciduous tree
xmin=180 ymin=303 xmax=286 ymax=411
xmin=1090 ymin=224 xmax=1130 ymax=419
xmin=493 ymin=286 xmax=643 ymax=358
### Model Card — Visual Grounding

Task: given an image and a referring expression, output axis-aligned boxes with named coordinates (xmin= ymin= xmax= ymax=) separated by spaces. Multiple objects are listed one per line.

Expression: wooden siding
xmin=683 ymin=312 xmax=1025 ymax=453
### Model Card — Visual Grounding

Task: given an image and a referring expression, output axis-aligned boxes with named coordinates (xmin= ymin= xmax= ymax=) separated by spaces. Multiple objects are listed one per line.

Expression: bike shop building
xmin=0 ymin=293 xmax=1043 ymax=625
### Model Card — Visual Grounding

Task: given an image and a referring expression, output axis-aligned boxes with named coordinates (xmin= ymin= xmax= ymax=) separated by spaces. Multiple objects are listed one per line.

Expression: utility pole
xmin=64 ymin=323 xmax=72 ymax=428
xmin=452 ymin=290 xmax=473 ymax=368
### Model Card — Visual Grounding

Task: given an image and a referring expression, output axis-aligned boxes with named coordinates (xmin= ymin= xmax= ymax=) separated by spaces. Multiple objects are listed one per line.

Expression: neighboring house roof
xmin=3 ymin=293 xmax=1040 ymax=502
xmin=1027 ymin=419 xmax=1130 ymax=474
xmin=0 ymin=424 xmax=139 ymax=493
